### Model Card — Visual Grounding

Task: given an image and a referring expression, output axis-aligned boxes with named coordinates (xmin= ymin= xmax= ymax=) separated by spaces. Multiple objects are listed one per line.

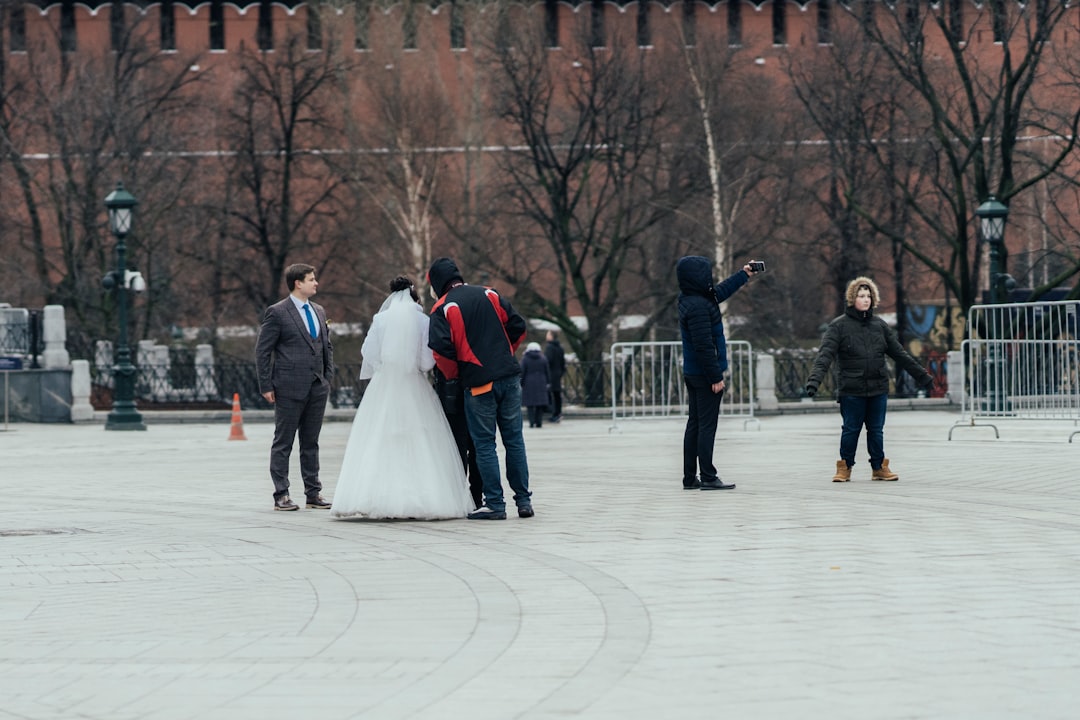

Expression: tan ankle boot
xmin=832 ymin=460 xmax=851 ymax=482
xmin=872 ymin=459 xmax=899 ymax=481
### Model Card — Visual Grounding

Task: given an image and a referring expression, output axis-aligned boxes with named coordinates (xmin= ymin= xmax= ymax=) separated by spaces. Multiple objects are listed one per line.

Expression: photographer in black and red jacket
xmin=427 ymin=257 xmax=534 ymax=521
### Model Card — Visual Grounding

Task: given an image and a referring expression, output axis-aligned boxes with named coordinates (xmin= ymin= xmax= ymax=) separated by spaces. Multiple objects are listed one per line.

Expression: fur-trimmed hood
xmin=845 ymin=276 xmax=880 ymax=308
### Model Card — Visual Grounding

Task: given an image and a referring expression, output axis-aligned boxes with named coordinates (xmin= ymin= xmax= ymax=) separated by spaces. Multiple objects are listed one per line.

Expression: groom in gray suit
xmin=255 ymin=263 xmax=335 ymax=511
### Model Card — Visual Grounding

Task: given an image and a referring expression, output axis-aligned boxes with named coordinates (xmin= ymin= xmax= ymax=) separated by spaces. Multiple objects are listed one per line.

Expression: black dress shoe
xmin=683 ymin=478 xmax=702 ymax=490
xmin=274 ymin=495 xmax=299 ymax=511
xmin=700 ymin=479 xmax=736 ymax=491
xmin=306 ymin=494 xmax=332 ymax=509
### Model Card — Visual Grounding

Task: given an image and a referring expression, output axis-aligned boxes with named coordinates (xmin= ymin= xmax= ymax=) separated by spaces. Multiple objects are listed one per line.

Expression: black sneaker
xmin=700 ymin=478 xmax=736 ymax=491
xmin=518 ymin=504 xmax=535 ymax=518
xmin=467 ymin=507 xmax=507 ymax=520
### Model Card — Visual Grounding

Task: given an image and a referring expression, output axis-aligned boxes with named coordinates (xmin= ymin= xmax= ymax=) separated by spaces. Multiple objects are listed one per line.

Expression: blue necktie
xmin=302 ymin=304 xmax=317 ymax=339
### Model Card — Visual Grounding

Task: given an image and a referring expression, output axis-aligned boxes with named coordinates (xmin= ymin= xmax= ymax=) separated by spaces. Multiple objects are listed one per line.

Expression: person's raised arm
xmin=714 ymin=263 xmax=757 ymax=303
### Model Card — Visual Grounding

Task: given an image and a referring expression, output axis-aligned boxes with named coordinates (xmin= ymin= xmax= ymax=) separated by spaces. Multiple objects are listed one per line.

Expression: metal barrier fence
xmin=0 ymin=307 xmax=40 ymax=359
xmin=89 ymin=352 xmax=369 ymax=412
xmin=950 ymin=300 xmax=1080 ymax=442
xmin=609 ymin=340 xmax=757 ymax=430
xmin=770 ymin=349 xmax=835 ymax=400
xmin=1 ymin=370 xmax=9 ymax=430
xmin=84 ymin=351 xmax=619 ymax=412
xmin=768 ymin=348 xmax=948 ymax=401
xmin=79 ymin=338 xmax=951 ymax=414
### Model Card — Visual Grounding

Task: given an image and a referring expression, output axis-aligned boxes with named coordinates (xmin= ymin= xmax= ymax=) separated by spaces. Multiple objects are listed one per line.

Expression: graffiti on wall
xmin=904 ymin=304 xmax=966 ymax=354
xmin=898 ymin=304 xmax=965 ymax=399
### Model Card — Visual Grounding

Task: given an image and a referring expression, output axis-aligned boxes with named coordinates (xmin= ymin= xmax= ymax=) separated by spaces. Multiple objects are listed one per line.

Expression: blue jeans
xmin=464 ymin=376 xmax=531 ymax=512
xmin=839 ymin=393 xmax=888 ymax=469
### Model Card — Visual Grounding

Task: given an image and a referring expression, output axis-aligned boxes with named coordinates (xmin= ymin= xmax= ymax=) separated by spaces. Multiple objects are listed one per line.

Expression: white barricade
xmin=609 ymin=340 xmax=758 ymax=431
xmin=950 ymin=300 xmax=1080 ymax=442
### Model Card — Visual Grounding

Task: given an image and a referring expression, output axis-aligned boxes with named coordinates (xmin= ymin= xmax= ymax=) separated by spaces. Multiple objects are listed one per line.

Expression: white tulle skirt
xmin=330 ymin=367 xmax=475 ymax=521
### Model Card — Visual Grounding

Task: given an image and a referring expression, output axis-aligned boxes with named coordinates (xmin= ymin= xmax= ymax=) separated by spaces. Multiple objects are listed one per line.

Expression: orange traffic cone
xmin=228 ymin=393 xmax=247 ymax=441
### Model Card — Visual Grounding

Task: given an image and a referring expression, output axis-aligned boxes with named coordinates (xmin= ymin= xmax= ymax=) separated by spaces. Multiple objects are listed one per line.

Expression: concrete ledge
xmin=1 ymin=368 xmax=73 ymax=422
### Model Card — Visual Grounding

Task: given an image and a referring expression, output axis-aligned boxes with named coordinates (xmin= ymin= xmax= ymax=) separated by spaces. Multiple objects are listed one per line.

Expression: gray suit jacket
xmin=255 ymin=297 xmax=335 ymax=401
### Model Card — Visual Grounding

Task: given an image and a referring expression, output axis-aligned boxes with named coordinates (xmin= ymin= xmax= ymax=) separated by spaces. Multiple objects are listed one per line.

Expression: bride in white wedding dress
xmin=330 ymin=277 xmax=475 ymax=520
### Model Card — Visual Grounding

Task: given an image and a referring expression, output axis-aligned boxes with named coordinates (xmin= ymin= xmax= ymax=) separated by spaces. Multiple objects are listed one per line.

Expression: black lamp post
xmin=975 ymin=196 xmax=1012 ymax=304
xmin=103 ymin=182 xmax=146 ymax=431
xmin=974 ymin=196 xmax=1013 ymax=413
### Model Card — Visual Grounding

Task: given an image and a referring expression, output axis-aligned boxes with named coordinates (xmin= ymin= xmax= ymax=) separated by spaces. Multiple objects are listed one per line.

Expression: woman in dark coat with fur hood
xmin=805 ymin=276 xmax=934 ymax=483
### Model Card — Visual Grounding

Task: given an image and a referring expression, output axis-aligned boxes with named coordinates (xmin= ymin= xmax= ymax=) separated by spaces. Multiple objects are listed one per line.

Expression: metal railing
xmin=0 ymin=307 xmax=40 ymax=361
xmin=75 ymin=339 xmax=953 ymax=413
xmin=951 ymin=300 xmax=1080 ymax=441
xmin=770 ymin=349 xmax=832 ymax=401
xmin=608 ymin=340 xmax=757 ymax=430
xmin=768 ymin=348 xmax=949 ymax=401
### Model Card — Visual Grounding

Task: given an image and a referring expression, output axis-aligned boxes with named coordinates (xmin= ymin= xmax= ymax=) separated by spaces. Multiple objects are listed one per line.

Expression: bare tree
xmin=663 ymin=15 xmax=777 ymax=276
xmin=838 ymin=1 xmax=1080 ymax=313
xmin=337 ymin=46 xmax=461 ymax=299
xmin=472 ymin=17 xmax=693 ymax=396
xmin=1012 ymin=34 xmax=1080 ymax=301
xmin=654 ymin=17 xmax=795 ymax=346
xmin=210 ymin=32 xmax=355 ymax=318
xmin=0 ymin=11 xmax=207 ymax=352
xmin=1009 ymin=173 xmax=1080 ymax=299
xmin=785 ymin=18 xmax=925 ymax=341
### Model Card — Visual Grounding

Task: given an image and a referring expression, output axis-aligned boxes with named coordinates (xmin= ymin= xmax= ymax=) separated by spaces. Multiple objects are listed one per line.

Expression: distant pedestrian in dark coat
xmin=520 ymin=342 xmax=551 ymax=428
xmin=544 ymin=330 xmax=566 ymax=422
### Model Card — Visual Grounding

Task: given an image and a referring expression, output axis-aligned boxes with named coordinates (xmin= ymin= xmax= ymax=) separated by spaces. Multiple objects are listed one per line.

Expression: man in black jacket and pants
xmin=677 ymin=256 xmax=760 ymax=491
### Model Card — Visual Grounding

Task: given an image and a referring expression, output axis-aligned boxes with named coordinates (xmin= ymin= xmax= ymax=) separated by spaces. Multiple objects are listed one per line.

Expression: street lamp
xmin=974 ymin=196 xmax=1013 ymax=413
xmin=975 ymin=196 xmax=1014 ymax=304
xmin=103 ymin=182 xmax=146 ymax=431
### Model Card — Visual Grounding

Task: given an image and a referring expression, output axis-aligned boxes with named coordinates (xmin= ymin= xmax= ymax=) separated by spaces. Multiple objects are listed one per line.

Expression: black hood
xmin=676 ymin=256 xmax=715 ymax=298
xmin=427 ymin=257 xmax=464 ymax=296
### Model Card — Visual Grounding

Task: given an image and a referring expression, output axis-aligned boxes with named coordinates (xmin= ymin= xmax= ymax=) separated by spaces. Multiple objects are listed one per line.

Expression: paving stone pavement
xmin=1 ymin=409 xmax=1078 ymax=720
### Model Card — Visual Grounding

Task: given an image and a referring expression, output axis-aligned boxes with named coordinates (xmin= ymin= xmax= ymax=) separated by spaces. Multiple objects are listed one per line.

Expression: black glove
xmin=805 ymin=386 xmax=816 ymax=398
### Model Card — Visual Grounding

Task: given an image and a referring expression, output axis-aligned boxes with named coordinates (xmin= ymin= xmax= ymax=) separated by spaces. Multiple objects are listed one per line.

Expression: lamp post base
xmin=105 ymin=408 xmax=146 ymax=431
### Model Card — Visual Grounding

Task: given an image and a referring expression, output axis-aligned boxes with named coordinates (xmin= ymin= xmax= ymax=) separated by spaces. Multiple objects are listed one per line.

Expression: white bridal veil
xmin=358 ymin=289 xmax=429 ymax=380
